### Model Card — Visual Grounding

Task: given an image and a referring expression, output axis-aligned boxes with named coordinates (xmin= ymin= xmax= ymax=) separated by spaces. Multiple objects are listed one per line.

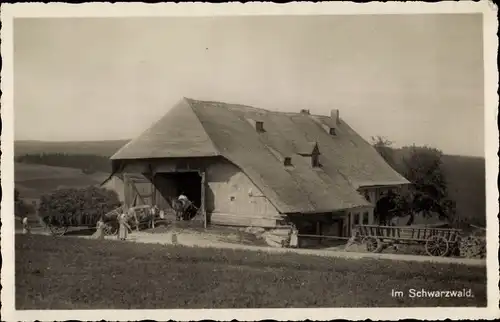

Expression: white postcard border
xmin=1 ymin=1 xmax=498 ymax=321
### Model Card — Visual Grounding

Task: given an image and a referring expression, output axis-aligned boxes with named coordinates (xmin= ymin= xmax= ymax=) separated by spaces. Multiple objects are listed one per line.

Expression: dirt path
xmin=16 ymin=229 xmax=486 ymax=267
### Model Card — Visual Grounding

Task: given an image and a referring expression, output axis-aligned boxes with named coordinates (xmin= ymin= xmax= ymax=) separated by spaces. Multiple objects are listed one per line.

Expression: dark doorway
xmin=156 ymin=171 xmax=202 ymax=208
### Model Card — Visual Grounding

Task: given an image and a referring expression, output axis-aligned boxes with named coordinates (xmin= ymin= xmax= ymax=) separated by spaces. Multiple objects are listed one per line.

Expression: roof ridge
xmin=183 ymin=98 xmax=222 ymax=157
xmin=183 ymin=98 xmax=336 ymax=118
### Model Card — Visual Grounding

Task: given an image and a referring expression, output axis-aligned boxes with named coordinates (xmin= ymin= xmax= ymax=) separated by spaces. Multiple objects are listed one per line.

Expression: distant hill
xmin=15 ymin=162 xmax=110 ymax=203
xmin=14 ymin=140 xmax=129 ymax=157
xmin=441 ymin=154 xmax=485 ymax=227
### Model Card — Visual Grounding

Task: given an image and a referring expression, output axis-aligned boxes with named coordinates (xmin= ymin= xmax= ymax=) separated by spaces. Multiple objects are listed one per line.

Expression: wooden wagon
xmin=42 ymin=211 xmax=102 ymax=236
xmin=352 ymin=224 xmax=462 ymax=257
xmin=42 ymin=205 xmax=161 ymax=237
xmin=101 ymin=205 xmax=164 ymax=236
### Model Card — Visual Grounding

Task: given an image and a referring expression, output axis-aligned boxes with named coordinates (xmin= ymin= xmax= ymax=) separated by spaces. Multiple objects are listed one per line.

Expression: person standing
xmin=178 ymin=193 xmax=189 ymax=207
xmin=94 ymin=217 xmax=105 ymax=240
xmin=289 ymin=224 xmax=299 ymax=248
xmin=149 ymin=205 xmax=159 ymax=229
xmin=118 ymin=212 xmax=131 ymax=241
xmin=22 ymin=216 xmax=31 ymax=235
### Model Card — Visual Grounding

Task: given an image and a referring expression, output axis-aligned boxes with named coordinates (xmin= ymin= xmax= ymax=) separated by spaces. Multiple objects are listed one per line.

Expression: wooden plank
xmin=210 ymin=213 xmax=278 ymax=228
xmin=297 ymin=234 xmax=350 ymax=240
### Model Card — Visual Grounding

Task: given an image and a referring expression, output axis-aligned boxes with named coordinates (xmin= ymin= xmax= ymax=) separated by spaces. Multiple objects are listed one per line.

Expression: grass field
xmin=15 ymin=234 xmax=486 ymax=309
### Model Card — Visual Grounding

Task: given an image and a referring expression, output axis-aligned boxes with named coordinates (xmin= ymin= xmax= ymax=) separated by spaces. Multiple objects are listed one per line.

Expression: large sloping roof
xmin=112 ymin=98 xmax=409 ymax=214
xmin=111 ymin=99 xmax=219 ymax=160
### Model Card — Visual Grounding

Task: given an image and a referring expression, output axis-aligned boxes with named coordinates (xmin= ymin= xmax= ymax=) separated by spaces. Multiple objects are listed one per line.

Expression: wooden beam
xmin=297 ymin=234 xmax=350 ymax=240
xmin=151 ymin=172 xmax=157 ymax=206
xmin=201 ymin=171 xmax=207 ymax=228
xmin=124 ymin=174 xmax=131 ymax=208
xmin=130 ymin=180 xmax=146 ymax=205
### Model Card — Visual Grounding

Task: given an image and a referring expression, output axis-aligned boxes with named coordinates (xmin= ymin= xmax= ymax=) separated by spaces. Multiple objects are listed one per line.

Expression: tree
xmin=400 ymin=145 xmax=456 ymax=224
xmin=371 ymin=138 xmax=456 ymax=225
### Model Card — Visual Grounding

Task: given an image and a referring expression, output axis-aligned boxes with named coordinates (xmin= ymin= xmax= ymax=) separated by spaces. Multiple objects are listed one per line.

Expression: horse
xmin=169 ymin=198 xmax=185 ymax=221
xmin=169 ymin=197 xmax=198 ymax=221
xmin=124 ymin=205 xmax=157 ymax=231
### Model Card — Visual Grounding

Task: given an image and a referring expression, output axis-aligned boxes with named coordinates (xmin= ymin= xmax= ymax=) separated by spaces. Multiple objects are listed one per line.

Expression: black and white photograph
xmin=1 ymin=2 xmax=498 ymax=321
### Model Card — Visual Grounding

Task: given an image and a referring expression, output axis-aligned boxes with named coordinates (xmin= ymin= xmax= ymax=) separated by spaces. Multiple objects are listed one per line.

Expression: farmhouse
xmin=106 ymin=98 xmax=410 ymax=240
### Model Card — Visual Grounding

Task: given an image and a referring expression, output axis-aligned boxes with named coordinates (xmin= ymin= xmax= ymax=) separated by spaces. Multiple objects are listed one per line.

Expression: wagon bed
xmin=352 ymin=224 xmax=462 ymax=257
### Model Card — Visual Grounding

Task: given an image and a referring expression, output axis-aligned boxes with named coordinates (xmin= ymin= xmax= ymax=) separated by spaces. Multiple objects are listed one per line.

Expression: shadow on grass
xmin=64 ymin=228 xmax=96 ymax=236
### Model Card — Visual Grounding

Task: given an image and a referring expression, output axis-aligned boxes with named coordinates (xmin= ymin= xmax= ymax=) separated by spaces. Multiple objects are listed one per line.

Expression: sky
xmin=14 ymin=14 xmax=485 ymax=157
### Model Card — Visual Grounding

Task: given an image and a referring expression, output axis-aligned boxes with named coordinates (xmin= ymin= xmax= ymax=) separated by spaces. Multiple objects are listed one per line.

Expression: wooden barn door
xmin=124 ymin=174 xmax=154 ymax=208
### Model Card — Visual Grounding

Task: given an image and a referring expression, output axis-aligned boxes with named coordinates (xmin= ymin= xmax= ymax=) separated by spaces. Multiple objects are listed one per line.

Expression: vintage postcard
xmin=1 ymin=1 xmax=498 ymax=321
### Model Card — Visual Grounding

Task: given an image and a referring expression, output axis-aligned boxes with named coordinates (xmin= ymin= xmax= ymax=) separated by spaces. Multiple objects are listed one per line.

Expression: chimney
xmin=331 ymin=109 xmax=340 ymax=125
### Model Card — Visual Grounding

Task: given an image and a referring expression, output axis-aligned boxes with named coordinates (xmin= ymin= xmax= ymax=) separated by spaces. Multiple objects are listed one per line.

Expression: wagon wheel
xmin=425 ymin=235 xmax=449 ymax=257
xmin=48 ymin=224 xmax=68 ymax=236
xmin=362 ymin=236 xmax=383 ymax=253
xmin=103 ymin=223 xmax=118 ymax=236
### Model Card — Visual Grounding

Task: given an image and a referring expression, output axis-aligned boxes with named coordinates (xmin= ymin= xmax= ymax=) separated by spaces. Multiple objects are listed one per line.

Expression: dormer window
xmin=312 ymin=153 xmax=320 ymax=168
xmin=256 ymin=121 xmax=264 ymax=132
xmin=284 ymin=157 xmax=292 ymax=167
xmin=298 ymin=142 xmax=321 ymax=168
xmin=329 ymin=127 xmax=336 ymax=136
xmin=246 ymin=118 xmax=265 ymax=133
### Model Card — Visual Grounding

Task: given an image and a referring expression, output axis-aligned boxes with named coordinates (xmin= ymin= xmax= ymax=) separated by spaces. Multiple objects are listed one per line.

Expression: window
xmin=353 ymin=213 xmax=359 ymax=225
xmin=363 ymin=212 xmax=369 ymax=225
xmin=255 ymin=121 xmax=264 ymax=132
xmin=329 ymin=127 xmax=336 ymax=136
xmin=311 ymin=154 xmax=320 ymax=168
xmin=284 ymin=157 xmax=292 ymax=166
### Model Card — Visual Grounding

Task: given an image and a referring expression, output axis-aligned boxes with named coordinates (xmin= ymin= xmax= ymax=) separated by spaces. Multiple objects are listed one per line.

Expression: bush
xmin=38 ymin=186 xmax=121 ymax=227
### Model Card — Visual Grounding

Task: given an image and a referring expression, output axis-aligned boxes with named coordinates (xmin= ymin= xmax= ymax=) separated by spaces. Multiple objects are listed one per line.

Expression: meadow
xmin=15 ymin=234 xmax=486 ymax=309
